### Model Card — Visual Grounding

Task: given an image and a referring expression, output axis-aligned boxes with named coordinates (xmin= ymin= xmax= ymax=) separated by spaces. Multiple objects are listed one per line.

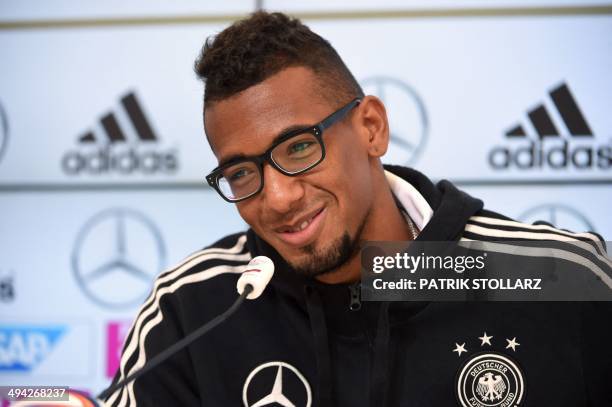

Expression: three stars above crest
xmin=452 ymin=332 xmax=521 ymax=356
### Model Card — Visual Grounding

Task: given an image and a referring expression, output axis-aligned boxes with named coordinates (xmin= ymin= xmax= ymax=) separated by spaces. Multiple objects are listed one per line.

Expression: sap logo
xmin=0 ymin=325 xmax=66 ymax=372
xmin=61 ymin=91 xmax=179 ymax=176
xmin=489 ymin=82 xmax=611 ymax=170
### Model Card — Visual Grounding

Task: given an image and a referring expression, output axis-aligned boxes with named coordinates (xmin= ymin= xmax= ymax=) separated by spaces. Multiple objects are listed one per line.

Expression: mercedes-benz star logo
xmin=361 ymin=76 xmax=428 ymax=165
xmin=519 ymin=203 xmax=596 ymax=233
xmin=72 ymin=208 xmax=166 ymax=309
xmin=0 ymin=100 xmax=9 ymax=164
xmin=243 ymin=361 xmax=312 ymax=407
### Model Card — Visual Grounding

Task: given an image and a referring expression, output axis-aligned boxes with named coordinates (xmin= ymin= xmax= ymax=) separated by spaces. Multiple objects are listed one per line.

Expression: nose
xmin=260 ymin=163 xmax=305 ymax=214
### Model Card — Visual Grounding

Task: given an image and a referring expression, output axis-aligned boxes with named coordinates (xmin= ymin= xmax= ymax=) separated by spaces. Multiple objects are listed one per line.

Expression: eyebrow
xmin=217 ymin=123 xmax=312 ymax=168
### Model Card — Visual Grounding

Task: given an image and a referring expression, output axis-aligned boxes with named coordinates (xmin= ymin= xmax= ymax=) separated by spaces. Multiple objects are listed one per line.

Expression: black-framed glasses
xmin=206 ymin=97 xmax=361 ymax=203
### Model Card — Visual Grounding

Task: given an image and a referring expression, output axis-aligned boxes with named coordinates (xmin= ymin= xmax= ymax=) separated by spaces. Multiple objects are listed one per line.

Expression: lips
xmin=275 ymin=207 xmax=324 ymax=233
xmin=274 ymin=207 xmax=326 ymax=247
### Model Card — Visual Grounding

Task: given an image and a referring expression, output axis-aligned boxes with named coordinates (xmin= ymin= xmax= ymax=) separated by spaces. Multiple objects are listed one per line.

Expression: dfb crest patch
xmin=456 ymin=352 xmax=525 ymax=407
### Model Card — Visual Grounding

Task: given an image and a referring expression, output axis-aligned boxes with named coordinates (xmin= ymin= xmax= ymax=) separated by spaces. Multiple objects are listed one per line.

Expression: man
xmin=102 ymin=12 xmax=611 ymax=407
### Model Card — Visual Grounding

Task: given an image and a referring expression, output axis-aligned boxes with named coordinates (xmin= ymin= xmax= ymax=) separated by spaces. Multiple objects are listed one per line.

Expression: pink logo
xmin=106 ymin=320 xmax=132 ymax=378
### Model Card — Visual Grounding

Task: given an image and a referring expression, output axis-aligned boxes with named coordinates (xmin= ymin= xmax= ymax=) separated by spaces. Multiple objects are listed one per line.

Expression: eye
xmin=229 ymin=167 xmax=251 ymax=181
xmin=287 ymin=140 xmax=316 ymax=156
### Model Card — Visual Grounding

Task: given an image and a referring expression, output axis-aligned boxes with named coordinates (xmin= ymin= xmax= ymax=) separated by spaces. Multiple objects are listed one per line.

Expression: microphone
xmin=237 ymin=255 xmax=275 ymax=299
xmin=98 ymin=256 xmax=275 ymax=402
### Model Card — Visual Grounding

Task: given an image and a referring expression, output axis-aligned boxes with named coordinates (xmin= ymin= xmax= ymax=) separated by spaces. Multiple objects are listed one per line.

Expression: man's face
xmin=205 ymin=67 xmax=377 ymax=276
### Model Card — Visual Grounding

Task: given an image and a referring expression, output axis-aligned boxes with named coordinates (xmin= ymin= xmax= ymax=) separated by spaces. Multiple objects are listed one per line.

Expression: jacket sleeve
xmin=100 ymin=288 xmax=200 ymax=407
xmin=581 ymin=236 xmax=612 ymax=405
xmin=581 ymin=301 xmax=612 ymax=406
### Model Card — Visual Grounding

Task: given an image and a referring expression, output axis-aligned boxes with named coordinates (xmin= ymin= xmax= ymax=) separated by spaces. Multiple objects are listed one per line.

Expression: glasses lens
xmin=271 ymin=131 xmax=323 ymax=173
xmin=217 ymin=161 xmax=261 ymax=201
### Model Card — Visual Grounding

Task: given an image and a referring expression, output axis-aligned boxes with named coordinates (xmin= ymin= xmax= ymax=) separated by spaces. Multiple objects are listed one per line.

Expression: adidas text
xmin=61 ymin=145 xmax=179 ymax=175
xmin=488 ymin=140 xmax=611 ymax=170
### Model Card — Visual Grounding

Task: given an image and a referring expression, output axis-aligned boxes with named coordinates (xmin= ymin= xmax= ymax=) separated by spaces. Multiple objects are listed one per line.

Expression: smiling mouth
xmin=275 ymin=207 xmax=326 ymax=247
xmin=280 ymin=209 xmax=323 ymax=232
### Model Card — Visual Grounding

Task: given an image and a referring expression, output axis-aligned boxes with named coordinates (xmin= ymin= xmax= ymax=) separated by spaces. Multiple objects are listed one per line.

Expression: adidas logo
xmin=61 ymin=91 xmax=179 ymax=175
xmin=488 ymin=82 xmax=611 ymax=170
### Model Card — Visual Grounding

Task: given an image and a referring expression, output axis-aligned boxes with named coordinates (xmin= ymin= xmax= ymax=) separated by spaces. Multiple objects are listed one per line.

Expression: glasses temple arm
xmin=318 ymin=98 xmax=362 ymax=131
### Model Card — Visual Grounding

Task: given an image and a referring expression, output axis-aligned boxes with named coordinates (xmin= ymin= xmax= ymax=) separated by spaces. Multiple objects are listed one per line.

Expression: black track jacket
xmin=102 ymin=165 xmax=612 ymax=407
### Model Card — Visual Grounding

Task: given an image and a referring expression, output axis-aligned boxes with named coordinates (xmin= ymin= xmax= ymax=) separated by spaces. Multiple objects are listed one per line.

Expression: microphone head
xmin=237 ymin=256 xmax=275 ymax=299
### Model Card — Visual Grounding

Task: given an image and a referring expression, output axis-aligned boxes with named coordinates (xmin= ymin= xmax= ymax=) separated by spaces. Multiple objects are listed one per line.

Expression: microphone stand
xmin=98 ymin=285 xmax=253 ymax=402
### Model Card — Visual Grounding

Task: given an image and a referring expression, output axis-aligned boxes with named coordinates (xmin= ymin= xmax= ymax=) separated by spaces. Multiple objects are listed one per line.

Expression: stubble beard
xmin=288 ymin=215 xmax=368 ymax=278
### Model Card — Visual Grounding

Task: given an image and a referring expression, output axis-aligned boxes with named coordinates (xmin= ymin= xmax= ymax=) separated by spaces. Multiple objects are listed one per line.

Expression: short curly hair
xmin=194 ymin=11 xmax=364 ymax=106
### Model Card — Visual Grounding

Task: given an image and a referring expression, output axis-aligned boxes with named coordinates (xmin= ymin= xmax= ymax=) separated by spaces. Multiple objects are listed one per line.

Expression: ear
xmin=355 ymin=95 xmax=389 ymax=158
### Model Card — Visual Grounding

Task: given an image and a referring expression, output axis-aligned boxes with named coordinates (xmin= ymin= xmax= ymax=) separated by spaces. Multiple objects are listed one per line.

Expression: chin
xmin=284 ymin=232 xmax=356 ymax=277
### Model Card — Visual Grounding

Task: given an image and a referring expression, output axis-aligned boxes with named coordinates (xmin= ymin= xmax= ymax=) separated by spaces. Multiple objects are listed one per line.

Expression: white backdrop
xmin=0 ymin=0 xmax=610 ymax=398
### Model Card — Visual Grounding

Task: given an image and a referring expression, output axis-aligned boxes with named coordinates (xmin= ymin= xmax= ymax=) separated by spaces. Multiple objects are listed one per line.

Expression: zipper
xmin=348 ymin=282 xmax=362 ymax=311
